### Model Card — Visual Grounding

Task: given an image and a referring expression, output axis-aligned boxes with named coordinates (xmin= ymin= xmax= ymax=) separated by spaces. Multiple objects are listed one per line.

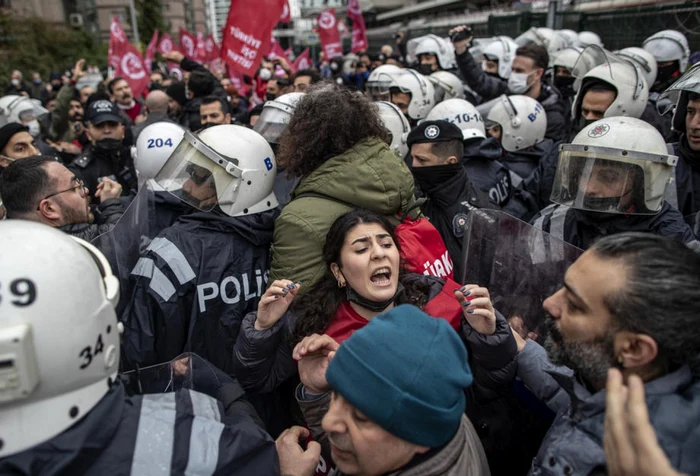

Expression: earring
xmin=617 ymin=355 xmax=625 ymax=367
xmin=337 ymin=280 xmax=346 ymax=288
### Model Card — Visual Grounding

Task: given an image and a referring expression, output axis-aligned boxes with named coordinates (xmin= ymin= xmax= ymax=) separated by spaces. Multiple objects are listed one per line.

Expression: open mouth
xmin=370 ymin=267 xmax=392 ymax=286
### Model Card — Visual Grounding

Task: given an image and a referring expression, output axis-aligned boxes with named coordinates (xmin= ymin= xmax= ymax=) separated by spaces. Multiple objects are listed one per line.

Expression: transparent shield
xmin=550 ymin=149 xmax=666 ymax=215
xmin=253 ymin=106 xmax=292 ymax=145
xmin=461 ymin=210 xmax=584 ymax=344
xmin=155 ymin=132 xmax=242 ymax=212
xmin=120 ymin=352 xmax=235 ymax=397
xmin=91 ymin=186 xmax=155 ymax=315
xmin=658 ymin=62 xmax=700 ymax=115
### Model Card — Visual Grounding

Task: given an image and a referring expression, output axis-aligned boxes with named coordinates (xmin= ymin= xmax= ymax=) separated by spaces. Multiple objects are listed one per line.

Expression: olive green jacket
xmin=269 ymin=137 xmax=418 ymax=288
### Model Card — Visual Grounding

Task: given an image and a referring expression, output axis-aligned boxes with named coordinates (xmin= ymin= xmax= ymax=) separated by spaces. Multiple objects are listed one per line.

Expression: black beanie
xmin=0 ymin=123 xmax=28 ymax=155
xmin=166 ymin=82 xmax=188 ymax=107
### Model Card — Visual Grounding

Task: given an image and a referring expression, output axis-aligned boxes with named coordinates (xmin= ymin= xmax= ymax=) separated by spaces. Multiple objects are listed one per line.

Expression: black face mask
xmin=345 ymin=281 xmax=405 ymax=313
xmin=265 ymin=92 xmax=276 ymax=101
xmin=416 ymin=63 xmax=435 ymax=76
xmin=485 ymin=71 xmax=502 ymax=79
xmin=554 ymin=76 xmax=576 ymax=98
xmin=95 ymin=138 xmax=123 ymax=152
xmin=411 ymin=162 xmax=464 ymax=191
xmin=653 ymin=62 xmax=680 ymax=92
xmin=581 ymin=195 xmax=623 ymax=212
xmin=574 ymin=115 xmax=598 ymax=134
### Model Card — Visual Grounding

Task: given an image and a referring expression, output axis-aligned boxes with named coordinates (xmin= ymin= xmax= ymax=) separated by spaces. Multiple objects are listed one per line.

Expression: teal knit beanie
xmin=326 ymin=304 xmax=473 ymax=447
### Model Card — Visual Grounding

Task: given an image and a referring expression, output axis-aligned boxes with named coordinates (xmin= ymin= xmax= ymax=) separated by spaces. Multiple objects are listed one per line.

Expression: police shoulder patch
xmin=452 ymin=212 xmax=469 ymax=238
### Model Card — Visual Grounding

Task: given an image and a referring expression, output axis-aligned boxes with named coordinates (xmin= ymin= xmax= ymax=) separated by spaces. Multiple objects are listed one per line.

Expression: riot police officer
xmin=0 ymin=221 xmax=278 ymax=475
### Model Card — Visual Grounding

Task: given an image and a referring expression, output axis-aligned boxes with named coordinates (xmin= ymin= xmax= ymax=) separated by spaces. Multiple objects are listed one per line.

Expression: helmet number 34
xmin=147 ymin=138 xmax=174 ymax=149
xmin=0 ymin=278 xmax=37 ymax=307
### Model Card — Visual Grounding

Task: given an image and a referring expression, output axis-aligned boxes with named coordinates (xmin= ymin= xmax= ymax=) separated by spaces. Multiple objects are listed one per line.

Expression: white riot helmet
xmin=376 ymin=101 xmax=410 ymax=158
xmin=643 ymin=30 xmax=690 ymax=73
xmin=132 ymin=122 xmax=186 ymax=190
xmin=616 ymin=47 xmax=658 ymax=91
xmin=428 ymin=71 xmax=465 ymax=103
xmin=155 ymin=125 xmax=278 ymax=217
xmin=552 ymin=47 xmax=583 ymax=71
xmin=658 ymin=62 xmax=700 ymax=132
xmin=426 ymin=98 xmax=486 ymax=141
xmin=576 ymin=31 xmax=603 ymax=48
xmin=550 ymin=117 xmax=677 ymax=215
xmin=366 ymin=64 xmax=403 ymax=101
xmin=387 ymin=69 xmax=435 ymax=121
xmin=515 ymin=28 xmax=567 ymax=55
xmin=486 ymin=95 xmax=547 ymax=152
xmin=253 ymin=92 xmax=305 ymax=145
xmin=572 ymin=59 xmax=648 ymax=120
xmin=0 ymin=222 xmax=120 ymax=458
xmin=482 ymin=36 xmax=518 ymax=79
xmin=558 ymin=29 xmax=579 ymax=48
xmin=410 ymin=34 xmax=456 ymax=71
xmin=0 ymin=95 xmax=48 ymax=135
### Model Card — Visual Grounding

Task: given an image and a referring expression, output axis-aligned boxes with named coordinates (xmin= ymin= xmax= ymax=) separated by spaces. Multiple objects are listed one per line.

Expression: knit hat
xmin=166 ymin=82 xmax=188 ymax=107
xmin=0 ymin=123 xmax=29 ymax=154
xmin=326 ymin=304 xmax=473 ymax=447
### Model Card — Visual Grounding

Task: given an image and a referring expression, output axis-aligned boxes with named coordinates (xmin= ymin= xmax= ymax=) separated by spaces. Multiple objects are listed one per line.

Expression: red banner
xmin=204 ymin=34 xmax=219 ymax=62
xmin=292 ymin=48 xmax=311 ymax=71
xmin=317 ymin=9 xmax=342 ymax=59
xmin=267 ymin=38 xmax=287 ymax=61
xmin=157 ymin=33 xmax=177 ymax=55
xmin=196 ymin=31 xmax=207 ymax=62
xmin=108 ymin=16 xmax=128 ymax=72
xmin=280 ymin=0 xmax=291 ymax=23
xmin=145 ymin=30 xmax=159 ymax=74
xmin=220 ymin=0 xmax=285 ymax=77
xmin=179 ymin=27 xmax=196 ymax=58
xmin=227 ymin=64 xmax=250 ymax=97
xmin=347 ymin=0 xmax=368 ymax=53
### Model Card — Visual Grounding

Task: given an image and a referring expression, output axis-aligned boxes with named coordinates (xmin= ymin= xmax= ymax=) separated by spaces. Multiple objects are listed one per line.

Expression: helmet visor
xmin=550 ymin=144 xmax=674 ymax=215
xmin=572 ymin=46 xmax=643 ymax=100
xmin=155 ymin=130 xmax=243 ymax=212
xmin=657 ymin=62 xmax=700 ymax=115
xmin=253 ymin=106 xmax=292 ymax=144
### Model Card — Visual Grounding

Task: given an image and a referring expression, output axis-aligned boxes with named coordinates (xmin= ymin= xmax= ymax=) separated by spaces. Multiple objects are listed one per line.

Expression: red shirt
xmin=121 ymin=101 xmax=142 ymax=122
xmin=323 ymin=278 xmax=464 ymax=344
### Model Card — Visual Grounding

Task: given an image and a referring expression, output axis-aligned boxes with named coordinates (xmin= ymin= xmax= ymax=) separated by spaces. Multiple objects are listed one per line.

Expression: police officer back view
xmin=408 ymin=120 xmax=499 ymax=278
xmin=68 ymin=99 xmax=136 ymax=200
xmin=531 ymin=117 xmax=699 ymax=250
xmin=0 ymin=221 xmax=278 ymax=475
xmin=122 ymin=125 xmax=279 ymax=376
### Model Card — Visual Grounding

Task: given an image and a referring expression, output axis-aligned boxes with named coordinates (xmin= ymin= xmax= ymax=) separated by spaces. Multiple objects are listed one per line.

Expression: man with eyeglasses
xmin=0 ymin=156 xmax=125 ymax=240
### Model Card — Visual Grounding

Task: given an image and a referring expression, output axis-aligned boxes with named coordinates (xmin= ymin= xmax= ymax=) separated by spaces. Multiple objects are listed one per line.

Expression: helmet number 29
xmin=147 ymin=138 xmax=174 ymax=149
xmin=0 ymin=278 xmax=37 ymax=307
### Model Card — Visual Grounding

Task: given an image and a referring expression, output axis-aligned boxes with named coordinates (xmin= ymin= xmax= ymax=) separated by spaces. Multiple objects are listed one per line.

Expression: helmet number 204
xmin=0 ymin=278 xmax=37 ymax=307
xmin=147 ymin=138 xmax=174 ymax=149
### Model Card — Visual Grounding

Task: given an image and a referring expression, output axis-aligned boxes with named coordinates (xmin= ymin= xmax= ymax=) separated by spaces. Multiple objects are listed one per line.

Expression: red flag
xmin=280 ymin=0 xmax=291 ymax=23
xmin=220 ymin=0 xmax=285 ymax=77
xmin=292 ymin=48 xmax=311 ymax=71
xmin=157 ymin=33 xmax=177 ymax=55
xmin=115 ymin=42 xmax=149 ymax=97
xmin=108 ymin=16 xmax=128 ymax=73
xmin=204 ymin=35 xmax=219 ymax=62
xmin=179 ymin=27 xmax=197 ymax=58
xmin=268 ymin=38 xmax=287 ymax=61
xmin=317 ymin=9 xmax=342 ymax=59
xmin=227 ymin=64 xmax=250 ymax=97
xmin=145 ymin=30 xmax=159 ymax=74
xmin=196 ymin=31 xmax=207 ymax=62
xmin=284 ymin=47 xmax=294 ymax=61
xmin=347 ymin=0 xmax=368 ymax=53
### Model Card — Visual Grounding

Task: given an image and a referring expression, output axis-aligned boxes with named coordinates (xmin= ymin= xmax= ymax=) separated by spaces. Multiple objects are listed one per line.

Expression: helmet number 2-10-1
xmin=0 ymin=278 xmax=37 ymax=307
xmin=147 ymin=138 xmax=174 ymax=149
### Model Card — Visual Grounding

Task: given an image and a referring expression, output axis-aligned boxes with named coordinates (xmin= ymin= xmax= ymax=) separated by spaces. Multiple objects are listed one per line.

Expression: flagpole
xmin=128 ymin=0 xmax=140 ymax=45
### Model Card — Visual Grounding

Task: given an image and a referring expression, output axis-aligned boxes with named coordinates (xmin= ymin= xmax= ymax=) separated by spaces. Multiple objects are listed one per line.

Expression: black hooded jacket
xmin=121 ymin=208 xmax=279 ymax=375
xmin=68 ymin=144 xmax=136 ymax=200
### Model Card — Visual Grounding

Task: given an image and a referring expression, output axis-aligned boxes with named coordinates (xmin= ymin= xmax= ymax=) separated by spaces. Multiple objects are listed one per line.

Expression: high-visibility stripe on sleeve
xmin=131 ymin=392 xmax=177 ymax=476
xmin=185 ymin=390 xmax=224 ymax=476
xmin=131 ymin=257 xmax=177 ymax=301
xmin=148 ymin=237 xmax=196 ymax=285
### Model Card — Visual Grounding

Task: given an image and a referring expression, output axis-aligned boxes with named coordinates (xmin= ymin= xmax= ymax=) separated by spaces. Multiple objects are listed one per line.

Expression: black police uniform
xmin=409 ymin=121 xmax=501 ymax=278
xmin=68 ymin=100 xmax=137 ymax=199
xmin=462 ymin=137 xmax=515 ymax=208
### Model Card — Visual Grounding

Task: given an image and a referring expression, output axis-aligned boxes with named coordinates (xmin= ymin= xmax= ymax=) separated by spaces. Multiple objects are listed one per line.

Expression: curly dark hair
xmin=277 ymin=82 xmax=391 ymax=176
xmin=291 ymin=209 xmax=431 ymax=345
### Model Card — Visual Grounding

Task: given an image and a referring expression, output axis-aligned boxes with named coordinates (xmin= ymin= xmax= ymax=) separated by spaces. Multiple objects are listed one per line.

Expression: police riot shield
xmin=120 ymin=352 xmax=234 ymax=398
xmin=460 ymin=209 xmax=584 ymax=343
xmin=91 ymin=185 xmax=156 ymax=314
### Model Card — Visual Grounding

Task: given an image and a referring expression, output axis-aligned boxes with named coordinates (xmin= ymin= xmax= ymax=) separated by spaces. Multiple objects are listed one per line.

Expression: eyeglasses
xmin=41 ymin=179 xmax=88 ymax=201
